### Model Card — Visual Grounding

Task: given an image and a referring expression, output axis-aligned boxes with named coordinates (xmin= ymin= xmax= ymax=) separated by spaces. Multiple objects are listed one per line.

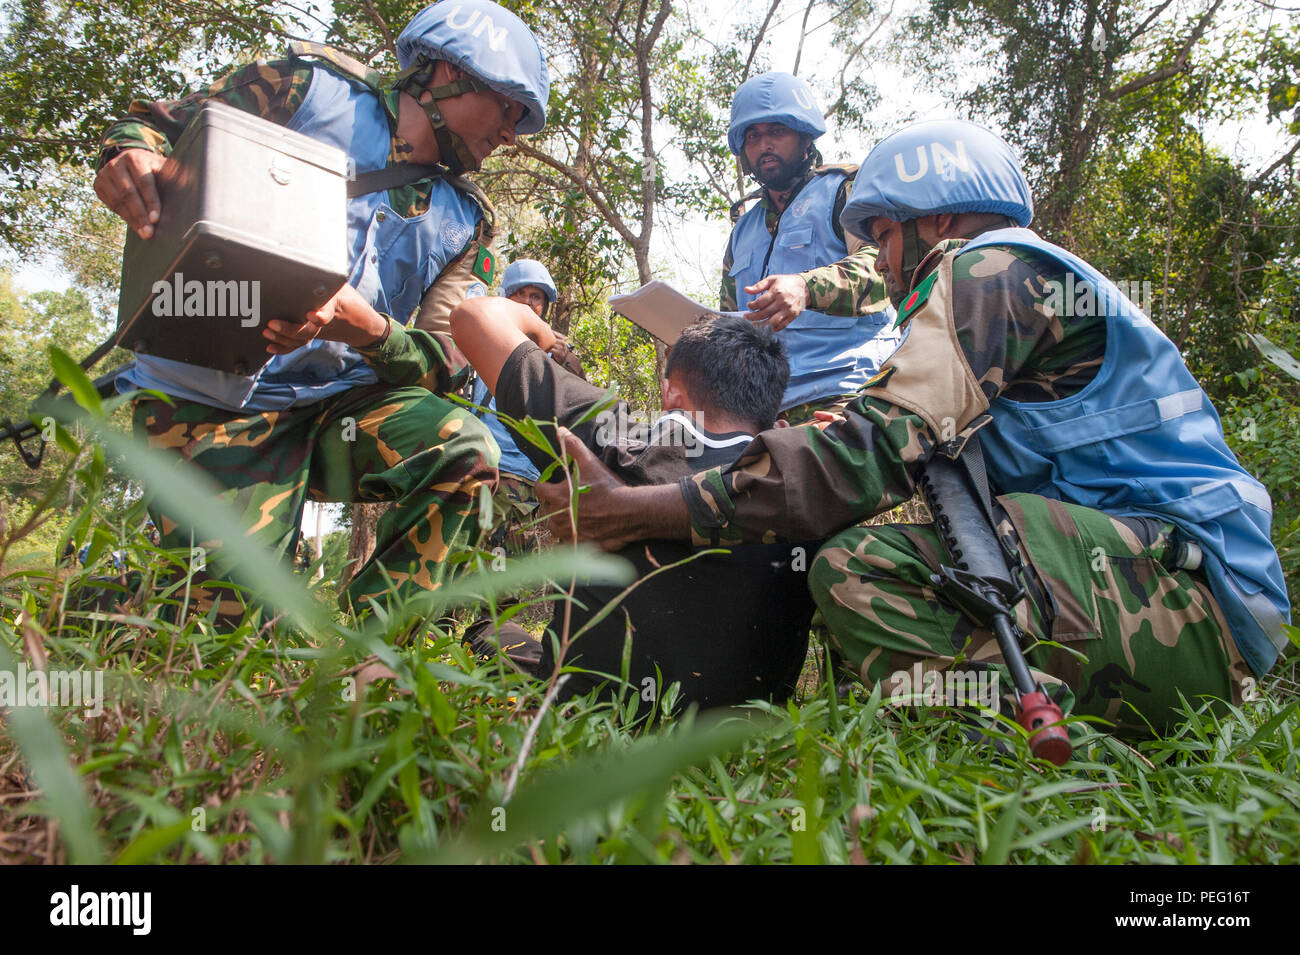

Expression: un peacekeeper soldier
xmin=723 ymin=72 xmax=898 ymax=422
xmin=92 ymin=0 xmax=550 ymax=614
xmin=539 ymin=119 xmax=1291 ymax=735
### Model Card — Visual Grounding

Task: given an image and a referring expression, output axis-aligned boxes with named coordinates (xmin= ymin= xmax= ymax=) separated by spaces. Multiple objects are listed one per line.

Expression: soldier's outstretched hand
xmin=94 ymin=149 xmax=166 ymax=239
xmin=743 ymin=273 xmax=809 ymax=331
xmin=536 ymin=428 xmax=647 ymax=552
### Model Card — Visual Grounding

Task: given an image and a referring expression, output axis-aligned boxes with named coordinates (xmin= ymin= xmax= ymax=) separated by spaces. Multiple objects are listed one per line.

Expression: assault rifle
xmin=918 ymin=425 xmax=1072 ymax=765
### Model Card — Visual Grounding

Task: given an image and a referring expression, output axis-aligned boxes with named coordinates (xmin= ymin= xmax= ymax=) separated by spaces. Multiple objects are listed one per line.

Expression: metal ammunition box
xmin=115 ymin=101 xmax=350 ymax=375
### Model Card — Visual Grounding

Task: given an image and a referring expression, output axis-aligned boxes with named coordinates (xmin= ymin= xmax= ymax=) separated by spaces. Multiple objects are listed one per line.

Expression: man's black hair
xmin=665 ymin=314 xmax=789 ymax=431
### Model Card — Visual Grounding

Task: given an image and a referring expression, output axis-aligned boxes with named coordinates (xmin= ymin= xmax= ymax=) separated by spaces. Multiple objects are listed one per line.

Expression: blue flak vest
xmin=471 ymin=377 xmax=540 ymax=483
xmin=728 ymin=170 xmax=901 ymax=410
xmin=963 ymin=228 xmax=1290 ymax=677
xmin=122 ymin=55 xmax=484 ymax=413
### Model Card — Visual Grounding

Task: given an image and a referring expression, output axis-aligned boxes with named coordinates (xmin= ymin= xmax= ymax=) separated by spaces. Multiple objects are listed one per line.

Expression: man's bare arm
xmin=449 ymin=297 xmax=558 ymax=394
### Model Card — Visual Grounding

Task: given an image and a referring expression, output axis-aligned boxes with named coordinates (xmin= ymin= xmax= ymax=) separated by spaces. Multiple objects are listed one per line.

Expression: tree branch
xmin=791 ymin=0 xmax=817 ymax=77
xmin=825 ymin=1 xmax=893 ymax=119
xmin=742 ymin=0 xmax=784 ymax=81
xmin=1129 ymin=0 xmax=1178 ymax=44
xmin=361 ymin=1 xmax=398 ymax=58
xmin=512 ymin=141 xmax=638 ymax=248
xmin=630 ymin=0 xmax=672 ymax=282
xmin=1104 ymin=0 xmax=1225 ymax=101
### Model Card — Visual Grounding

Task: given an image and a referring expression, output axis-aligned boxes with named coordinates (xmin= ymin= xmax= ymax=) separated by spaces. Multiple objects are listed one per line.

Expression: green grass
xmin=1 ymin=355 xmax=1297 ymax=865
xmin=2 ymin=525 xmax=1297 ymax=864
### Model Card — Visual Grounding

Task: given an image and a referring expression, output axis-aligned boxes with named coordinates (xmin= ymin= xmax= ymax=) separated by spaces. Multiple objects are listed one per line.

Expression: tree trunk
xmin=345 ymin=502 xmax=386 ymax=585
xmin=312 ymin=501 xmax=324 ymax=580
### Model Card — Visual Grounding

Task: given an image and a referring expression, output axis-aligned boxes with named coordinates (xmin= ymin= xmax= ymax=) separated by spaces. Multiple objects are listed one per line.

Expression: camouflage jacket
xmin=98 ymin=46 xmax=497 ymax=383
xmin=684 ymin=237 xmax=1108 ymax=545
xmin=721 ymin=166 xmax=890 ymax=317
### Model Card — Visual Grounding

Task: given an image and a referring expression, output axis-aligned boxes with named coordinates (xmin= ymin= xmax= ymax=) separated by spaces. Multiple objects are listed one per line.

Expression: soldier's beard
xmin=753 ymin=154 xmax=805 ymax=191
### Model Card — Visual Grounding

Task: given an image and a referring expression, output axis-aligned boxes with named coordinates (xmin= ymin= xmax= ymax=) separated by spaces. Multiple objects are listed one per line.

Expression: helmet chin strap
xmin=896 ymin=215 xmax=1019 ymax=302
xmin=896 ymin=219 xmax=929 ymax=303
xmin=394 ymin=58 xmax=491 ymax=175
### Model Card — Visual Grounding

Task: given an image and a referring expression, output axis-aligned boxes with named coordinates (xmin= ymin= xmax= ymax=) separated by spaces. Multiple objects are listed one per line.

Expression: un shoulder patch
xmin=472 ymin=246 xmax=498 ymax=285
xmin=897 ymin=271 xmax=937 ymax=327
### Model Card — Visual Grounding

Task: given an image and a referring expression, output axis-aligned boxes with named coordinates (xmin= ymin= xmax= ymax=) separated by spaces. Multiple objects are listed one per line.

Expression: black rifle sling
xmin=947 ymin=431 xmax=1023 ymax=577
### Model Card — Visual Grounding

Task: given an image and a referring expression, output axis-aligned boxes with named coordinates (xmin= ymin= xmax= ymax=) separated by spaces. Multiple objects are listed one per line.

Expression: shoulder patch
xmin=898 ymin=271 xmax=938 ymax=327
xmin=472 ymin=246 xmax=498 ymax=285
xmin=861 ymin=365 xmax=896 ymax=390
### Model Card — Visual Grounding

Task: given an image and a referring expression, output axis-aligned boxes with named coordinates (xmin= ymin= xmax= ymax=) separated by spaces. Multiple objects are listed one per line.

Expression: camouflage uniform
xmin=135 ymin=320 xmax=495 ymax=615
xmin=100 ymin=49 xmax=500 ymax=615
xmin=684 ymin=239 xmax=1257 ymax=732
xmin=482 ymin=475 xmax=542 ymax=557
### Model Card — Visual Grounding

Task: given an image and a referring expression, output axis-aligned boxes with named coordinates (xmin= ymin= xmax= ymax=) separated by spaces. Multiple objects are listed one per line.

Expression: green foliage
xmin=568 ymin=307 xmax=661 ymax=412
xmin=1219 ymin=368 xmax=1300 ymax=607
xmin=0 ymin=272 xmax=136 ymax=555
xmin=0 ymin=0 xmax=300 ymax=251
xmin=0 ymin=347 xmax=1297 ymax=865
xmin=3 ymin=0 xmax=1299 ymax=867
xmin=6 ymin=533 xmax=1300 ymax=863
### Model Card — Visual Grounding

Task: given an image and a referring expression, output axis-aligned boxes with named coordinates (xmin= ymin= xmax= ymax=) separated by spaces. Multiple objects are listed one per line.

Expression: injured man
xmin=450 ymin=297 xmax=818 ymax=714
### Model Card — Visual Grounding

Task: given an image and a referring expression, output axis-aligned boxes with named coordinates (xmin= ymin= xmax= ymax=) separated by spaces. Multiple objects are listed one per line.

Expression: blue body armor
xmin=965 ymin=229 xmax=1291 ymax=677
xmin=728 ymin=170 xmax=900 ymax=410
xmin=122 ymin=57 xmax=484 ymax=412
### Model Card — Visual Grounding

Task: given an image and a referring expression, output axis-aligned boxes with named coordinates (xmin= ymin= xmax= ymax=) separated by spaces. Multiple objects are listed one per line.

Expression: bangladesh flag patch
xmin=897 ymin=271 xmax=937 ymax=327
xmin=472 ymin=246 xmax=498 ymax=285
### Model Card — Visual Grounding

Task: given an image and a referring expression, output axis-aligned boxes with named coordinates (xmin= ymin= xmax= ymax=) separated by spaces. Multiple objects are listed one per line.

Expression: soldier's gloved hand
xmin=743 ymin=273 xmax=809 ymax=331
xmin=262 ymin=282 xmax=388 ymax=355
xmin=94 ymin=149 xmax=166 ymax=239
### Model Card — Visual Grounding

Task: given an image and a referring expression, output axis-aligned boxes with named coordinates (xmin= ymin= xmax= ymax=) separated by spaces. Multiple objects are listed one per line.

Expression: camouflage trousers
xmin=483 ymin=474 xmax=543 ymax=557
xmin=808 ymin=493 xmax=1253 ymax=735
xmin=134 ymin=382 xmax=497 ymax=617
xmin=464 ymin=473 xmax=550 ymax=667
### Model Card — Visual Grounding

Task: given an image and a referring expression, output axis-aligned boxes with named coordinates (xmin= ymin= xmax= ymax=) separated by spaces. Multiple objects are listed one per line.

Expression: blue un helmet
xmin=727 ymin=72 xmax=826 ymax=155
xmin=839 ymin=119 xmax=1033 ymax=242
xmin=500 ymin=259 xmax=558 ymax=302
xmin=396 ymin=1 xmax=550 ymax=174
xmin=840 ymin=120 xmax=1032 ymax=302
